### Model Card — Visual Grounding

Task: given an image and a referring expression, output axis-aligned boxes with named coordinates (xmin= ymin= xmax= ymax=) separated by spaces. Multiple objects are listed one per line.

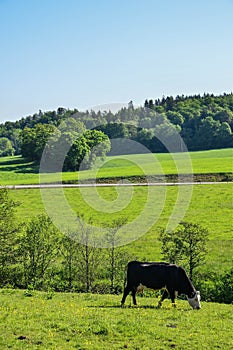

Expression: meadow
xmin=1 ymin=148 xmax=232 ymax=274
xmin=0 ymin=289 xmax=232 ymax=350
xmin=10 ymin=183 xmax=233 ymax=274
xmin=0 ymin=149 xmax=232 ymax=349
xmin=0 ymin=148 xmax=232 ymax=185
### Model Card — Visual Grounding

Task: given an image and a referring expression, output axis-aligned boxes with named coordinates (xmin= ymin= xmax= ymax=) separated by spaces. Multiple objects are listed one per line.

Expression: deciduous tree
xmin=20 ymin=215 xmax=60 ymax=288
xmin=159 ymin=222 xmax=209 ymax=280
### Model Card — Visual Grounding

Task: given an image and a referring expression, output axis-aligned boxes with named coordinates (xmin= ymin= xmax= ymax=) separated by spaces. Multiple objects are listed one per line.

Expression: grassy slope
xmin=0 ymin=148 xmax=232 ymax=185
xmin=0 ymin=289 xmax=232 ymax=350
xmin=1 ymin=149 xmax=233 ymax=271
xmin=10 ymin=183 xmax=233 ymax=273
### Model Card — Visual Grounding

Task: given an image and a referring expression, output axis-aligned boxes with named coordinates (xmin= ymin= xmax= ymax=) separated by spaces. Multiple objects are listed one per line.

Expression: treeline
xmin=0 ymin=93 xmax=233 ymax=160
xmin=0 ymin=188 xmax=232 ymax=304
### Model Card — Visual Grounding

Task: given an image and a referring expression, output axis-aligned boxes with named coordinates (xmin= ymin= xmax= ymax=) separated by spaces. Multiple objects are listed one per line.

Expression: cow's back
xmin=126 ymin=261 xmax=179 ymax=290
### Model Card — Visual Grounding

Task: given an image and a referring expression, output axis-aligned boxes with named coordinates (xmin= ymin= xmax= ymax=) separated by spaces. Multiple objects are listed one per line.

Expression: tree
xmin=9 ymin=129 xmax=22 ymax=155
xmin=98 ymin=122 xmax=129 ymax=139
xmin=81 ymin=129 xmax=111 ymax=169
xmin=128 ymin=100 xmax=134 ymax=109
xmin=166 ymin=111 xmax=184 ymax=126
xmin=159 ymin=222 xmax=209 ymax=280
xmin=62 ymin=134 xmax=90 ymax=171
xmin=60 ymin=232 xmax=81 ymax=291
xmin=75 ymin=217 xmax=102 ymax=292
xmin=0 ymin=137 xmax=14 ymax=156
xmin=20 ymin=215 xmax=60 ymax=288
xmin=0 ymin=189 xmax=20 ymax=286
xmin=193 ymin=117 xmax=221 ymax=150
xmin=215 ymin=122 xmax=233 ymax=148
xmin=21 ymin=119 xmax=110 ymax=171
xmin=159 ymin=229 xmax=184 ymax=265
xmin=105 ymin=219 xmax=127 ymax=293
xmin=21 ymin=124 xmax=57 ymax=161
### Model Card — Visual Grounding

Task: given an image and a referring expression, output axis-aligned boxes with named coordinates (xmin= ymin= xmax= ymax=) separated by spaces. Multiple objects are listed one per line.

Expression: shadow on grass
xmin=88 ymin=304 xmax=192 ymax=311
xmin=88 ymin=304 xmax=161 ymax=309
xmin=0 ymin=157 xmax=39 ymax=174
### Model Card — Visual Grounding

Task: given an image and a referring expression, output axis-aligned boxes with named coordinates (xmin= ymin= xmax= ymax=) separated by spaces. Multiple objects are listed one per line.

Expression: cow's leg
xmin=121 ymin=285 xmax=131 ymax=306
xmin=157 ymin=288 xmax=169 ymax=308
xmin=132 ymin=287 xmax=137 ymax=306
xmin=168 ymin=289 xmax=176 ymax=307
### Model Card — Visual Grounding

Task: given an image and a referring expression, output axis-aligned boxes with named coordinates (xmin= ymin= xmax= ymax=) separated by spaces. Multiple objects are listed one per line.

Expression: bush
xmin=197 ymin=269 xmax=233 ymax=304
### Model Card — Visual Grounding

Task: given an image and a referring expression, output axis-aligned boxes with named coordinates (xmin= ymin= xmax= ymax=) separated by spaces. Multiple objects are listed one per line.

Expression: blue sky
xmin=1 ymin=0 xmax=233 ymax=122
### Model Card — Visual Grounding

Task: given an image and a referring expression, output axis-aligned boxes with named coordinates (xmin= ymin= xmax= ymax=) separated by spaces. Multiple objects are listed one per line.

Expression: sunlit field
xmin=10 ymin=183 xmax=233 ymax=274
xmin=0 ymin=148 xmax=232 ymax=185
xmin=0 ymin=289 xmax=232 ymax=350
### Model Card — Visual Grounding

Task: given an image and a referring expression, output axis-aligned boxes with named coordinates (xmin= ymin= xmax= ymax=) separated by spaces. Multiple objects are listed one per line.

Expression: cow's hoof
xmin=172 ymin=303 xmax=176 ymax=308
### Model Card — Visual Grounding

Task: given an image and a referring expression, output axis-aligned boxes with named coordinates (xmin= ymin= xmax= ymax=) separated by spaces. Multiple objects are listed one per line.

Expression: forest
xmin=0 ymin=93 xmax=233 ymax=162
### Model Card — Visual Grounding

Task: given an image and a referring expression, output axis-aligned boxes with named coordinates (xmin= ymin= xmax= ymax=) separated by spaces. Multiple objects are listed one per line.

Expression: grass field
xmin=0 ymin=289 xmax=232 ymax=350
xmin=1 ymin=150 xmax=232 ymax=349
xmin=10 ymin=183 xmax=233 ymax=273
xmin=0 ymin=148 xmax=232 ymax=185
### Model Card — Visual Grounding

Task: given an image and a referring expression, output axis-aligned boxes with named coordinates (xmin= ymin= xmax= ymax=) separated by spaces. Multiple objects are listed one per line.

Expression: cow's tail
xmin=123 ymin=275 xmax=126 ymax=289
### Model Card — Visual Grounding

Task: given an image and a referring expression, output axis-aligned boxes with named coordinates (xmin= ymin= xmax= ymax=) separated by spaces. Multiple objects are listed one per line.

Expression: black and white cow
xmin=121 ymin=261 xmax=201 ymax=309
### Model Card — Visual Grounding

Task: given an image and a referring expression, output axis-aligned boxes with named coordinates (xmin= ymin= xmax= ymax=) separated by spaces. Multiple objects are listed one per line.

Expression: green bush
xmin=197 ymin=269 xmax=233 ymax=304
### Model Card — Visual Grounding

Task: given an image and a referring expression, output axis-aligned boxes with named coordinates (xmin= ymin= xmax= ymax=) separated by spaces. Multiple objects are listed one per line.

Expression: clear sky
xmin=1 ymin=0 xmax=233 ymax=122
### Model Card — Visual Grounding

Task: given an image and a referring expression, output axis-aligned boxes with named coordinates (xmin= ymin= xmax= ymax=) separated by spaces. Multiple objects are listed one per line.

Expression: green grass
xmin=97 ymin=148 xmax=233 ymax=178
xmin=10 ymin=183 xmax=233 ymax=273
xmin=0 ymin=148 xmax=232 ymax=185
xmin=0 ymin=289 xmax=232 ymax=350
xmin=1 ymin=151 xmax=232 ymax=349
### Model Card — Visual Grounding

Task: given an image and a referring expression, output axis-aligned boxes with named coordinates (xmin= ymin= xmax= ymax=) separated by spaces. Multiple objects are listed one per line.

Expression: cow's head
xmin=187 ymin=291 xmax=201 ymax=309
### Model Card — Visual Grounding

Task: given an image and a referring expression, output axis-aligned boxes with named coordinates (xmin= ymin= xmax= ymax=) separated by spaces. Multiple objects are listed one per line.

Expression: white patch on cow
xmin=187 ymin=291 xmax=201 ymax=309
xmin=136 ymin=284 xmax=146 ymax=293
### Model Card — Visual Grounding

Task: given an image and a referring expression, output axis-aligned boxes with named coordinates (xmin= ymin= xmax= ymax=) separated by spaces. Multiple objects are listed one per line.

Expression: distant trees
xmin=145 ymin=93 xmax=233 ymax=150
xmin=1 ymin=93 xmax=233 ymax=158
xmin=0 ymin=137 xmax=14 ymax=156
xmin=72 ymin=129 xmax=111 ymax=170
xmin=21 ymin=120 xmax=111 ymax=171
xmin=21 ymin=124 xmax=57 ymax=161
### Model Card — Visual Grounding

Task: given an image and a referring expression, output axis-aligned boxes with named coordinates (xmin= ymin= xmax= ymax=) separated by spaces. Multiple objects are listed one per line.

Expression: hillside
xmin=9 ymin=183 xmax=233 ymax=275
xmin=1 ymin=93 xmax=233 ymax=160
xmin=0 ymin=148 xmax=232 ymax=185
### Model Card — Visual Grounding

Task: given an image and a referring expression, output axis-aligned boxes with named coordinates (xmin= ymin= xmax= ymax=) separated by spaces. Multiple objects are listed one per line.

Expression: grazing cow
xmin=121 ymin=261 xmax=201 ymax=309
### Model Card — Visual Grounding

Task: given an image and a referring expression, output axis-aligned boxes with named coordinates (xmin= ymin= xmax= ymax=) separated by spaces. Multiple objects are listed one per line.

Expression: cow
xmin=121 ymin=261 xmax=201 ymax=309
